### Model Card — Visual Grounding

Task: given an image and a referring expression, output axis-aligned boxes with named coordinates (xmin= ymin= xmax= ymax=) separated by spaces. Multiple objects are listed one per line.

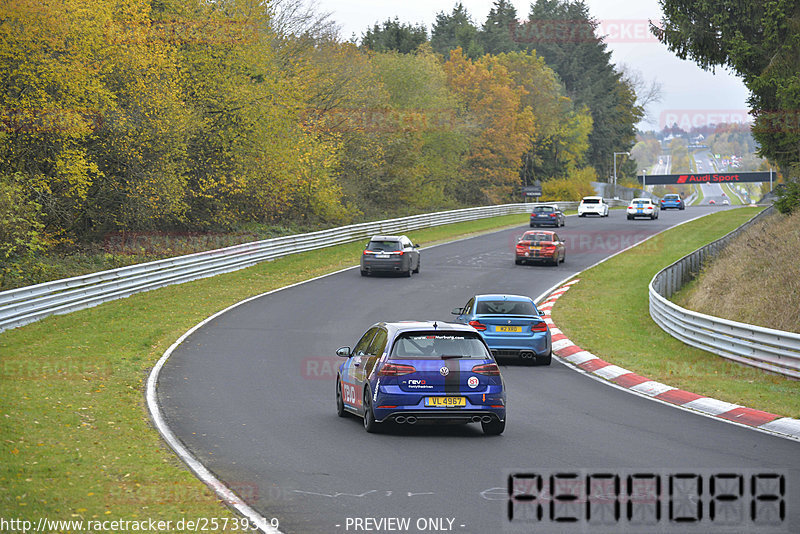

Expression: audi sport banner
xmin=640 ymin=171 xmax=772 ymax=185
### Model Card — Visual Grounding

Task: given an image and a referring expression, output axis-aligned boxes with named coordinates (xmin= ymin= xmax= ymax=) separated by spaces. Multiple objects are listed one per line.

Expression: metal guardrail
xmin=0 ymin=201 xmax=592 ymax=333
xmin=649 ymin=207 xmax=800 ymax=379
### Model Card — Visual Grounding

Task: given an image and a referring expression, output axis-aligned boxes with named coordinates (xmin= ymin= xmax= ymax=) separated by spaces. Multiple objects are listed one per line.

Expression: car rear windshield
xmin=581 ymin=198 xmax=600 ymax=204
xmin=532 ymin=206 xmax=554 ymax=213
xmin=521 ymin=232 xmax=552 ymax=242
xmin=367 ymin=240 xmax=401 ymax=252
xmin=390 ymin=333 xmax=490 ymax=360
xmin=476 ymin=300 xmax=538 ymax=316
xmin=664 ymin=195 xmax=680 ymax=200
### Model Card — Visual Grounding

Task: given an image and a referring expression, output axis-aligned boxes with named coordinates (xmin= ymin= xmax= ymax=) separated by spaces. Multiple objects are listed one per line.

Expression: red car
xmin=515 ymin=230 xmax=566 ymax=266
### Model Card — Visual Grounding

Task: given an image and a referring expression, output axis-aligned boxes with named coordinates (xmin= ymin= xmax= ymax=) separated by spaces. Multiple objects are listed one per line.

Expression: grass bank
xmin=552 ymin=207 xmax=800 ymax=418
xmin=674 ymin=209 xmax=800 ymax=333
xmin=0 ymin=212 xmax=528 ymax=530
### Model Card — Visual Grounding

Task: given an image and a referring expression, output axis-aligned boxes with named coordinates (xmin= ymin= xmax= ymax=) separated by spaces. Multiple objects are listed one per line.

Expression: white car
xmin=627 ymin=198 xmax=659 ymax=220
xmin=577 ymin=196 xmax=609 ymax=217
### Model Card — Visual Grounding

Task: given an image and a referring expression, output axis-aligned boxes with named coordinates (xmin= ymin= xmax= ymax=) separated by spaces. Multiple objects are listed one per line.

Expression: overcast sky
xmin=314 ymin=0 xmax=752 ymax=131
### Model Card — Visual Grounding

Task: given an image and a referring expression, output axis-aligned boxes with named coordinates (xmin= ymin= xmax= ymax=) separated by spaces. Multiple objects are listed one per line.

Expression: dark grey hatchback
xmin=360 ymin=235 xmax=420 ymax=277
xmin=529 ymin=205 xmax=565 ymax=227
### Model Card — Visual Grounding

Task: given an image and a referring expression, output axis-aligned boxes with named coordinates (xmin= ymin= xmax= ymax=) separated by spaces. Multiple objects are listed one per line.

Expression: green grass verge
xmin=552 ymin=207 xmax=800 ymax=419
xmin=690 ymin=184 xmax=705 ymax=206
xmin=0 ymin=213 xmax=529 ymax=530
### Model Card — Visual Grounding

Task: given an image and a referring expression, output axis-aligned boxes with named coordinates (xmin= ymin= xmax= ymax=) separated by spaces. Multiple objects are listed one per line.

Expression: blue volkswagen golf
xmin=451 ymin=294 xmax=552 ymax=365
xmin=336 ymin=321 xmax=506 ymax=435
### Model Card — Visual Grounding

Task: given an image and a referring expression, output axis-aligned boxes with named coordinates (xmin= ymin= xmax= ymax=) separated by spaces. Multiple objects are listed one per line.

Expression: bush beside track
xmin=0 ymin=213 xmax=530 ymax=529
xmin=552 ymin=207 xmax=800 ymax=419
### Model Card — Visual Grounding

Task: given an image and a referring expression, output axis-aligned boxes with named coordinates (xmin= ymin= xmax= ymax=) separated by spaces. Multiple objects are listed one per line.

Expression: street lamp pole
xmin=613 ymin=151 xmax=630 ymax=198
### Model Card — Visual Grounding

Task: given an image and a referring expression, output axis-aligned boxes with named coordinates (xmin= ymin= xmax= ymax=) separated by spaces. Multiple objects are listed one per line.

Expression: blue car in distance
xmin=336 ymin=321 xmax=506 ymax=435
xmin=452 ymin=295 xmax=551 ymax=365
xmin=660 ymin=193 xmax=685 ymax=210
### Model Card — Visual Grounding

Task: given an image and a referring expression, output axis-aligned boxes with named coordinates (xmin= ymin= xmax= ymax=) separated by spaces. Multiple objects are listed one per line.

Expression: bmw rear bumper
xmin=484 ymin=334 xmax=551 ymax=358
xmin=516 ymin=251 xmax=558 ymax=261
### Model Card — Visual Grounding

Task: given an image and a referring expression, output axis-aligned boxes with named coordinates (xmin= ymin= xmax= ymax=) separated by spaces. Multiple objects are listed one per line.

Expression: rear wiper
xmin=441 ymin=355 xmax=464 ymax=359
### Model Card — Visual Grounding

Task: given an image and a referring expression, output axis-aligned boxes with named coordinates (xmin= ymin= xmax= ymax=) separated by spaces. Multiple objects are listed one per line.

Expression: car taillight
xmin=377 ymin=363 xmax=416 ymax=376
xmin=468 ymin=320 xmax=486 ymax=331
xmin=531 ymin=321 xmax=548 ymax=332
xmin=550 ymin=213 xmax=557 ymax=217
xmin=472 ymin=363 xmax=500 ymax=376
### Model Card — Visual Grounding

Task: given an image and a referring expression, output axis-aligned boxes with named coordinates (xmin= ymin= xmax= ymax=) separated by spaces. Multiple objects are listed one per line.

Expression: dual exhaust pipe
xmin=396 ymin=415 xmax=493 ymax=424
xmin=395 ymin=416 xmax=417 ymax=424
xmin=520 ymin=351 xmax=535 ymax=359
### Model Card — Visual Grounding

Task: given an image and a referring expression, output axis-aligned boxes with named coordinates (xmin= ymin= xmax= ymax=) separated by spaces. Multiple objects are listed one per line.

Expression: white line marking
xmin=142 ymin=215 xmax=578 ymax=529
xmin=146 ymin=267 xmax=361 ymax=534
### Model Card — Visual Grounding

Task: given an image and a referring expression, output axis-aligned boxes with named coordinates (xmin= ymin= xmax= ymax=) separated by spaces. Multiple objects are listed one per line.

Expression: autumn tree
xmin=497 ymin=51 xmax=593 ymax=184
xmin=443 ymin=48 xmax=535 ymax=203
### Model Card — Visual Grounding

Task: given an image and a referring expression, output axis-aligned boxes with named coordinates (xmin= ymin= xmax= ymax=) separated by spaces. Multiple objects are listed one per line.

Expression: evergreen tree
xmin=479 ymin=0 xmax=520 ymax=55
xmin=520 ymin=0 xmax=642 ymax=177
xmin=361 ymin=18 xmax=428 ymax=54
xmin=431 ymin=3 xmax=483 ymax=59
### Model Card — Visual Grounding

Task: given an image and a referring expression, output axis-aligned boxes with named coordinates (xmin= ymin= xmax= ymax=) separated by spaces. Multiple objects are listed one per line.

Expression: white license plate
xmin=375 ymin=254 xmax=389 ymax=258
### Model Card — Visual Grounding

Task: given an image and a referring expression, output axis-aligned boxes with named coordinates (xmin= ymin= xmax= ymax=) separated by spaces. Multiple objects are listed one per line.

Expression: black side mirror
xmin=336 ymin=346 xmax=352 ymax=358
xmin=414 ymin=244 xmax=420 ymax=248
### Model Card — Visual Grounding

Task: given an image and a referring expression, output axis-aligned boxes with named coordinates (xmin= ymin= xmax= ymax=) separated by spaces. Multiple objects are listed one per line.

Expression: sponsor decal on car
xmin=341 ymin=381 xmax=362 ymax=408
xmin=468 ymin=376 xmax=479 ymax=389
xmin=405 ymin=379 xmax=433 ymax=389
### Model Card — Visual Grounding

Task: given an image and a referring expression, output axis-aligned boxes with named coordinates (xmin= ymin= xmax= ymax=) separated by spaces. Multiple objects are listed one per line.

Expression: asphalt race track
xmin=157 ymin=206 xmax=800 ymax=534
